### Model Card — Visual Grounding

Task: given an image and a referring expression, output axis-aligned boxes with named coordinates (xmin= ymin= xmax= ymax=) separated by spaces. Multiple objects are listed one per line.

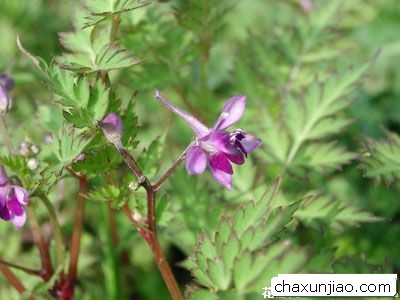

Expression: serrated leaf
xmin=221 ymin=232 xmax=240 ymax=276
xmin=283 ymin=61 xmax=373 ymax=170
xmin=87 ymin=185 xmax=120 ymax=203
xmin=293 ymin=141 xmax=357 ymax=173
xmin=294 ymin=195 xmax=383 ymax=232
xmin=83 ymin=0 xmax=150 ymax=28
xmin=49 ymin=66 xmax=110 ymax=128
xmin=207 ymin=257 xmax=229 ymax=290
xmin=94 ymin=43 xmax=141 ymax=72
xmin=359 ymin=131 xmax=400 ymax=186
xmin=41 ymin=125 xmax=92 ymax=191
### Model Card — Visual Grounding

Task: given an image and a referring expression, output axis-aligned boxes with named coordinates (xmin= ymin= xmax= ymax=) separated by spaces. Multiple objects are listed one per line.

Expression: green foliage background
xmin=0 ymin=0 xmax=399 ymax=299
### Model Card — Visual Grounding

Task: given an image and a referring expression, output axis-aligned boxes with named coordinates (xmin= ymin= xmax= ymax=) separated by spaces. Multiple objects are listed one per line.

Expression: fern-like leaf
xmin=359 ymin=131 xmax=400 ymax=186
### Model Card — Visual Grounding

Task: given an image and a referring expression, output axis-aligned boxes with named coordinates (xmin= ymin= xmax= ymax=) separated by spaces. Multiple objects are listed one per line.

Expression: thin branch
xmin=153 ymin=141 xmax=195 ymax=191
xmin=0 ymin=265 xmax=27 ymax=295
xmin=38 ymin=195 xmax=64 ymax=267
xmin=114 ymin=145 xmax=183 ymax=300
xmin=0 ymin=259 xmax=41 ymax=276
xmin=67 ymin=176 xmax=87 ymax=286
xmin=26 ymin=206 xmax=53 ymax=281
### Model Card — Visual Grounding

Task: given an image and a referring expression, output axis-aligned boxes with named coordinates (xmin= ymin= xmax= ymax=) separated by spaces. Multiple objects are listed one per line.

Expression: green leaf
xmin=0 ymin=156 xmax=40 ymax=190
xmin=57 ymin=8 xmax=140 ymax=74
xmin=293 ymin=141 xmax=357 ymax=173
xmin=285 ymin=62 xmax=371 ymax=143
xmin=87 ymin=185 xmax=121 ymax=207
xmin=94 ymin=43 xmax=141 ymax=72
xmin=138 ymin=138 xmax=163 ymax=178
xmin=185 ymin=179 xmax=305 ymax=292
xmin=359 ymin=131 xmax=400 ymax=186
xmin=294 ymin=195 xmax=383 ymax=232
xmin=41 ymin=125 xmax=92 ymax=191
xmin=49 ymin=66 xmax=110 ymax=128
xmin=83 ymin=0 xmax=151 ymax=28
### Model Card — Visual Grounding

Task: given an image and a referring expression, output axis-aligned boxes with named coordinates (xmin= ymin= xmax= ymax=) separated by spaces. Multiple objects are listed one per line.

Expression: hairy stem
xmin=115 ymin=145 xmax=183 ymax=300
xmin=0 ymin=260 xmax=41 ymax=276
xmin=153 ymin=141 xmax=195 ymax=191
xmin=110 ymin=13 xmax=121 ymax=43
xmin=64 ymin=176 xmax=87 ymax=297
xmin=39 ymin=195 xmax=64 ymax=267
xmin=26 ymin=206 xmax=53 ymax=281
xmin=0 ymin=265 xmax=28 ymax=295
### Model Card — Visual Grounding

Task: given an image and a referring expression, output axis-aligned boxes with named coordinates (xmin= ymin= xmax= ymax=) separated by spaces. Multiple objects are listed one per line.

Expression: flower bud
xmin=0 ymin=85 xmax=11 ymax=115
xmin=97 ymin=113 xmax=124 ymax=148
xmin=27 ymin=158 xmax=39 ymax=170
xmin=44 ymin=133 xmax=53 ymax=144
xmin=0 ymin=74 xmax=14 ymax=91
xmin=19 ymin=141 xmax=30 ymax=156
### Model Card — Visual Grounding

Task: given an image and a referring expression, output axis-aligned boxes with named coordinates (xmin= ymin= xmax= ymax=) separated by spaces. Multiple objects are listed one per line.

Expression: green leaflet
xmin=83 ymin=0 xmax=151 ymax=28
xmin=360 ymin=131 xmax=400 ymax=186
xmin=294 ymin=195 xmax=383 ymax=232
xmin=40 ymin=125 xmax=92 ymax=192
xmin=50 ymin=66 xmax=109 ymax=128
xmin=57 ymin=8 xmax=141 ymax=73
xmin=183 ymin=179 xmax=305 ymax=292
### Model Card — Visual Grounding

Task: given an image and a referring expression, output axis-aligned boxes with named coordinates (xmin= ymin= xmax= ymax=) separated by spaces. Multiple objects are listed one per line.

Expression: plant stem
xmin=39 ymin=195 xmax=64 ymax=267
xmin=0 ymin=265 xmax=27 ymax=294
xmin=115 ymin=145 xmax=183 ymax=300
xmin=65 ymin=176 xmax=87 ymax=297
xmin=0 ymin=259 xmax=41 ymax=276
xmin=153 ymin=141 xmax=195 ymax=191
xmin=26 ymin=206 xmax=53 ymax=281
xmin=110 ymin=14 xmax=121 ymax=43
xmin=0 ymin=117 xmax=13 ymax=153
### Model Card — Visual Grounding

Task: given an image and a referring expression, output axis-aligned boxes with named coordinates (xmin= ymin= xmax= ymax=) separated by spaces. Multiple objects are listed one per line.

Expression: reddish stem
xmin=60 ymin=176 xmax=87 ymax=299
xmin=27 ymin=206 xmax=54 ymax=281
xmin=0 ymin=265 xmax=27 ymax=295
xmin=117 ymin=147 xmax=183 ymax=300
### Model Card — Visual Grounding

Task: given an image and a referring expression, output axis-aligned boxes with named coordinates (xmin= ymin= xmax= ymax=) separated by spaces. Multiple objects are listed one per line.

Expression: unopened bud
xmin=27 ymin=158 xmax=39 ymax=170
xmin=97 ymin=113 xmax=124 ymax=148
xmin=0 ymin=85 xmax=11 ymax=115
xmin=30 ymin=145 xmax=40 ymax=154
xmin=19 ymin=141 xmax=30 ymax=156
xmin=44 ymin=133 xmax=53 ymax=144
xmin=0 ymin=74 xmax=14 ymax=91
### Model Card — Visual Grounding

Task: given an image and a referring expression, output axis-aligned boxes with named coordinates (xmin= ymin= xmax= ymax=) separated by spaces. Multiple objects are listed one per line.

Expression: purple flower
xmin=0 ymin=166 xmax=29 ymax=228
xmin=0 ymin=74 xmax=14 ymax=115
xmin=97 ymin=113 xmax=124 ymax=148
xmin=154 ymin=91 xmax=261 ymax=190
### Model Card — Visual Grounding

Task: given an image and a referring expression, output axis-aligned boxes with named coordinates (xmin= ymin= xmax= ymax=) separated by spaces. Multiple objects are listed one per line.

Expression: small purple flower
xmin=154 ymin=91 xmax=261 ymax=190
xmin=0 ymin=166 xmax=29 ymax=228
xmin=97 ymin=113 xmax=124 ymax=148
xmin=0 ymin=74 xmax=14 ymax=115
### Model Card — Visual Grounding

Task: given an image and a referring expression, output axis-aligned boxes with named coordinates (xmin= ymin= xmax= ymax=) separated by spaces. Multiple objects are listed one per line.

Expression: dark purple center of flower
xmin=229 ymin=130 xmax=247 ymax=157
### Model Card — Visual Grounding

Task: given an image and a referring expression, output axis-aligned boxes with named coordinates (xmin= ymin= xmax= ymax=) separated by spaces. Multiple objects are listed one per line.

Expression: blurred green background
xmin=0 ymin=0 xmax=399 ymax=299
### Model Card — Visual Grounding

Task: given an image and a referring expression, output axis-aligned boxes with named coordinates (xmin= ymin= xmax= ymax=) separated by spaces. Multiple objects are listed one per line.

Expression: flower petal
xmin=186 ymin=146 xmax=207 ymax=175
xmin=11 ymin=211 xmax=26 ymax=228
xmin=210 ymin=166 xmax=232 ymax=190
xmin=12 ymin=186 xmax=29 ymax=205
xmin=155 ymin=91 xmax=210 ymax=138
xmin=210 ymin=153 xmax=233 ymax=174
xmin=0 ymin=202 xmax=10 ymax=221
xmin=240 ymin=133 xmax=262 ymax=153
xmin=7 ymin=197 xmax=24 ymax=216
xmin=226 ymin=153 xmax=245 ymax=165
xmin=214 ymin=95 xmax=246 ymax=130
